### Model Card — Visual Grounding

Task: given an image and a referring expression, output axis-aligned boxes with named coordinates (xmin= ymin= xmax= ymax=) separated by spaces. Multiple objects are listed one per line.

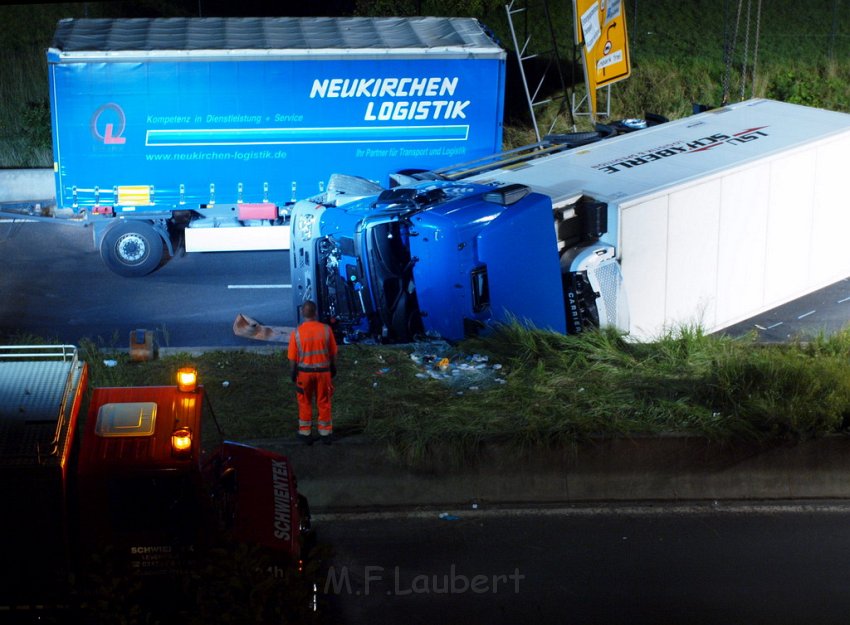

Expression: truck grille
xmin=591 ymin=261 xmax=623 ymax=328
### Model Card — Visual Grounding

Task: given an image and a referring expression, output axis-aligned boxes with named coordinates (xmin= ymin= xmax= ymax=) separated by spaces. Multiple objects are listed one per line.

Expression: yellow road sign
xmin=573 ymin=0 xmax=631 ymax=116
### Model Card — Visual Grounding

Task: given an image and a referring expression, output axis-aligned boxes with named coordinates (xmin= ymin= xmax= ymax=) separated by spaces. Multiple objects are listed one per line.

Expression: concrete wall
xmin=0 ymin=169 xmax=53 ymax=203
xmin=255 ymin=435 xmax=850 ymax=512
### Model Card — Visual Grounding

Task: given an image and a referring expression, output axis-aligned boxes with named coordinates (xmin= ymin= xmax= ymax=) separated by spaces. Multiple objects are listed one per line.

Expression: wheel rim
xmin=115 ymin=232 xmax=148 ymax=264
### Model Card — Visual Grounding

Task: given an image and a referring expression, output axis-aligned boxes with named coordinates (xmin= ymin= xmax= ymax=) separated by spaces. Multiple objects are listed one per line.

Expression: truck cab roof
xmin=78 ymin=384 xmax=206 ymax=477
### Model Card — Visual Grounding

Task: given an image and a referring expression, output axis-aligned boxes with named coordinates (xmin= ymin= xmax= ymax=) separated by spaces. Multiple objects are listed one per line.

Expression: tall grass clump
xmin=701 ymin=328 xmax=850 ymax=440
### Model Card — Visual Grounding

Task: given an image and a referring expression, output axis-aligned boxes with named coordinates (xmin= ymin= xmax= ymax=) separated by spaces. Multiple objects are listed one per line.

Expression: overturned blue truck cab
xmin=288 ymin=170 xmax=623 ymax=342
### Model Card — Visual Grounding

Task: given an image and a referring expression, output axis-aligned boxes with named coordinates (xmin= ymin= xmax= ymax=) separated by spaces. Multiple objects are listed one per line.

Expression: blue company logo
xmin=91 ymin=103 xmax=127 ymax=145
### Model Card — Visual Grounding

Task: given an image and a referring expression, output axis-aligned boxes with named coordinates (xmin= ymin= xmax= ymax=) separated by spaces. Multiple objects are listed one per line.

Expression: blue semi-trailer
xmin=44 ymin=16 xmax=505 ymax=276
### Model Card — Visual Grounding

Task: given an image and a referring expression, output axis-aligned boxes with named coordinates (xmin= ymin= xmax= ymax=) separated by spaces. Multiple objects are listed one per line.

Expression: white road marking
xmin=797 ymin=310 xmax=816 ymax=320
xmin=838 ymin=296 xmax=850 ymax=304
xmin=227 ymin=284 xmax=291 ymax=289
xmin=767 ymin=322 xmax=784 ymax=329
xmin=754 ymin=324 xmax=767 ymax=330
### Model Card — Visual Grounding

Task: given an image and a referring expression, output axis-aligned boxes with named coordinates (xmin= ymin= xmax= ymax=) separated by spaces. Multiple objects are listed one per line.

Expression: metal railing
xmin=0 ymin=345 xmax=81 ymax=464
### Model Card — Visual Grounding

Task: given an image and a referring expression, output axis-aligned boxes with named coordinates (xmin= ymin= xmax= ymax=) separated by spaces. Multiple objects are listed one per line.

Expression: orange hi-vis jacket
xmin=288 ymin=320 xmax=337 ymax=371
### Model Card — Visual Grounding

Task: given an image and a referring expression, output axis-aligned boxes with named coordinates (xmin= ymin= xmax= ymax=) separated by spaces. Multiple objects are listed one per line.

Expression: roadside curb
xmin=243 ymin=434 xmax=850 ymax=512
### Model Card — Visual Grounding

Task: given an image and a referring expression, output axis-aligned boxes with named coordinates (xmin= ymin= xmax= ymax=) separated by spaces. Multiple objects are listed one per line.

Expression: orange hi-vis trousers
xmin=296 ymin=370 xmax=334 ymax=437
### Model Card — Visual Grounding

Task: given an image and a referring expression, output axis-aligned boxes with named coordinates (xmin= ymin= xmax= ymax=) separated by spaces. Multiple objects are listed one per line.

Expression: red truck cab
xmin=76 ymin=371 xmax=308 ymax=576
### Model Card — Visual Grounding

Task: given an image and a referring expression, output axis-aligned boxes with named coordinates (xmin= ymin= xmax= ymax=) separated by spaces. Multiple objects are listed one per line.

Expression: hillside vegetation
xmin=1 ymin=0 xmax=848 ymax=165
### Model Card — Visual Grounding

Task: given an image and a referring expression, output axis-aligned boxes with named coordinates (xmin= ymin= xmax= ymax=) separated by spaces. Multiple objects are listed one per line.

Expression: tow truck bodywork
xmin=0 ymin=345 xmax=310 ymax=618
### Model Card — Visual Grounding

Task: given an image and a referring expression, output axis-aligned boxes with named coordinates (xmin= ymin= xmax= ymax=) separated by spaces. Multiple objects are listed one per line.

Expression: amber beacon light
xmin=171 ymin=427 xmax=193 ymax=457
xmin=176 ymin=367 xmax=198 ymax=392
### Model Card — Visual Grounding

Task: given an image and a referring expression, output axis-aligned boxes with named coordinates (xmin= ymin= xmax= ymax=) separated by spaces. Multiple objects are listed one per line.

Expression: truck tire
xmin=100 ymin=221 xmax=165 ymax=277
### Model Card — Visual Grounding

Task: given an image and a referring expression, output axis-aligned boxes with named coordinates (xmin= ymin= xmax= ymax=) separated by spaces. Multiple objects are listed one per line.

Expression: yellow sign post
xmin=573 ymin=0 xmax=631 ymax=120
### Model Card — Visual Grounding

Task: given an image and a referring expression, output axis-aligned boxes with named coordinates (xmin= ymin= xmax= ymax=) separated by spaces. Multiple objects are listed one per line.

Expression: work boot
xmin=321 ymin=433 xmax=333 ymax=446
xmin=298 ymin=433 xmax=314 ymax=446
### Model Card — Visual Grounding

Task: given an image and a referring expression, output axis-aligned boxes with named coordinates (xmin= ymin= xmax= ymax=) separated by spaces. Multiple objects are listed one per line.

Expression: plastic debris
xmin=407 ymin=342 xmax=507 ymax=390
xmin=222 ymin=380 xmax=230 ymax=388
xmin=103 ymin=359 xmax=117 ymax=367
xmin=439 ymin=513 xmax=460 ymax=521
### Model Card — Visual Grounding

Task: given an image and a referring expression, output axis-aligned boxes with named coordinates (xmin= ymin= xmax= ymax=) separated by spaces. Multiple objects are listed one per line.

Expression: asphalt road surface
xmin=721 ymin=277 xmax=850 ymax=341
xmin=314 ymin=502 xmax=850 ymax=625
xmin=3 ymin=218 xmax=850 ymax=348
xmin=0 ymin=219 xmax=294 ymax=348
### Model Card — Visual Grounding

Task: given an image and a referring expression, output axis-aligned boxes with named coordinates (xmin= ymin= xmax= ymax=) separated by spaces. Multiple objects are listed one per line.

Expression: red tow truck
xmin=0 ymin=345 xmax=313 ymax=622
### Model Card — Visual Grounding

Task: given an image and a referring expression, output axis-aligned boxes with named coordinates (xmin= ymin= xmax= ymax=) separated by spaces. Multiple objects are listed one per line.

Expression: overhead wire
xmin=723 ymin=0 xmax=762 ymax=104
xmin=750 ymin=0 xmax=763 ymax=99
xmin=721 ymin=0 xmax=744 ymax=105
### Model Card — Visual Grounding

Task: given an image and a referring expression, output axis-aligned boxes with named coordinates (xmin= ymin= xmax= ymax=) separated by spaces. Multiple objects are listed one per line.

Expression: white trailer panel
xmin=715 ymin=163 xmax=771 ymax=327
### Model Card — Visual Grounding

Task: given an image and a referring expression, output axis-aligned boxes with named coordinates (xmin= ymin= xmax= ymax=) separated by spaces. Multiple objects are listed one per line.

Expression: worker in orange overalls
xmin=288 ymin=300 xmax=338 ymax=445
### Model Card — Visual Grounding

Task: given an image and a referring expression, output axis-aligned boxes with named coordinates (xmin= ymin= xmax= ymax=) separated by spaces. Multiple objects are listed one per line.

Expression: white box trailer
xmin=467 ymin=99 xmax=850 ymax=340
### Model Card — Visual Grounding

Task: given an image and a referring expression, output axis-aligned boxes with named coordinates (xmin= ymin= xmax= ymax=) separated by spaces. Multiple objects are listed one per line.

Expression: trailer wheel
xmin=100 ymin=221 xmax=164 ymax=277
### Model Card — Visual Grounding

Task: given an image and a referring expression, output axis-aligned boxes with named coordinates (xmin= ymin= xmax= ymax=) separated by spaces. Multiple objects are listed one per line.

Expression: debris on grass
xmin=407 ymin=342 xmax=507 ymax=390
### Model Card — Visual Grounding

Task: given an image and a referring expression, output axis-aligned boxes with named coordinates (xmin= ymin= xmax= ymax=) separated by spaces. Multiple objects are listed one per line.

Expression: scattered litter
xmin=103 ymin=359 xmax=117 ymax=367
xmin=408 ymin=340 xmax=507 ymax=390
xmin=471 ymin=503 xmax=479 ymax=510
xmin=376 ymin=367 xmax=391 ymax=375
xmin=439 ymin=513 xmax=460 ymax=521
xmin=222 ymin=380 xmax=230 ymax=388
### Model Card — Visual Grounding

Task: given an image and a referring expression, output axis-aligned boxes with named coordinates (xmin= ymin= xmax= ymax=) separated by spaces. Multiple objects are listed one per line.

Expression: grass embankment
xmin=3 ymin=1 xmax=850 ymax=165
xmin=79 ymin=324 xmax=850 ymax=465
